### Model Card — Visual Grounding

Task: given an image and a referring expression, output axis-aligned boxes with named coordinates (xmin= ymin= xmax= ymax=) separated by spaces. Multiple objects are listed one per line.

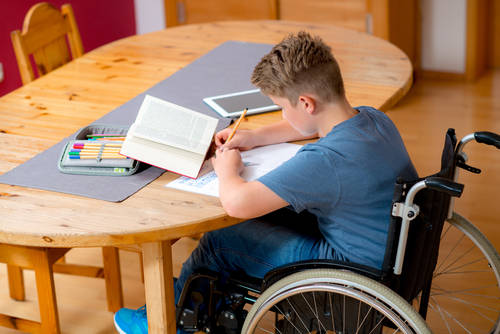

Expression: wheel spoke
xmin=435 ymin=269 xmax=495 ymax=276
xmin=274 ymin=303 xmax=304 ymax=334
xmin=343 ymin=295 xmax=346 ymax=333
xmin=286 ymin=297 xmax=309 ymax=332
xmin=430 ymin=296 xmax=488 ymax=334
xmin=300 ymin=292 xmax=328 ymax=333
xmin=367 ymin=314 xmax=385 ymax=334
xmin=440 ymin=305 xmax=478 ymax=334
xmin=440 ymin=223 xmax=452 ymax=242
xmin=442 ymin=245 xmax=476 ymax=271
xmin=356 ymin=300 xmax=362 ymax=330
xmin=436 ymin=234 xmax=466 ymax=273
xmin=261 ymin=307 xmax=283 ymax=334
xmin=328 ymin=292 xmax=336 ymax=331
xmin=255 ymin=326 xmax=277 ymax=334
xmin=354 ymin=306 xmax=373 ymax=334
xmin=429 ymin=298 xmax=453 ymax=334
xmin=436 ymin=293 xmax=498 ymax=318
xmin=432 ymin=284 xmax=499 ymax=299
xmin=433 ymin=258 xmax=491 ymax=278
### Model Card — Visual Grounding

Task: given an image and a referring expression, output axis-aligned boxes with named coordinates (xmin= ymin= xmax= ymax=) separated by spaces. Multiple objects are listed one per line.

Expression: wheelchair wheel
xmin=242 ymin=269 xmax=430 ymax=334
xmin=414 ymin=212 xmax=500 ymax=334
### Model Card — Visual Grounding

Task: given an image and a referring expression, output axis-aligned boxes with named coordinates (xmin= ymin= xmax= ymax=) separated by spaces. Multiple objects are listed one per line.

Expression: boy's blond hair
xmin=251 ymin=31 xmax=345 ymax=106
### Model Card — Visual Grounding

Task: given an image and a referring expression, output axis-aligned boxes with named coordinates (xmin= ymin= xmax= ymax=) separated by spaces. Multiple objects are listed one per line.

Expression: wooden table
xmin=0 ymin=21 xmax=412 ymax=333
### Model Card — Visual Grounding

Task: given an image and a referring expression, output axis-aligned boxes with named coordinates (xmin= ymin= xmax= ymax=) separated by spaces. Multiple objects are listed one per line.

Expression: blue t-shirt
xmin=258 ymin=106 xmax=418 ymax=269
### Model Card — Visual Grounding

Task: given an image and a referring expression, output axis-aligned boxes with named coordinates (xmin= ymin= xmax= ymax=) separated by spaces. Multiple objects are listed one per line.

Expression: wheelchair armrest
xmin=261 ymin=259 xmax=385 ymax=291
xmin=424 ymin=177 xmax=464 ymax=197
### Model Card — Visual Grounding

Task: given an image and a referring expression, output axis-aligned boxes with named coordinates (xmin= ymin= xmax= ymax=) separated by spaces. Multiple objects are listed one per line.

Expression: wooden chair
xmin=6 ymin=3 xmax=123 ymax=332
xmin=164 ymin=0 xmax=278 ymax=27
xmin=2 ymin=246 xmax=122 ymax=333
xmin=10 ymin=2 xmax=84 ymax=84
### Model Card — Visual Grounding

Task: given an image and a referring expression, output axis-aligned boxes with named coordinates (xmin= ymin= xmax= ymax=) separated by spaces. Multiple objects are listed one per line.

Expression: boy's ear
xmin=298 ymin=95 xmax=316 ymax=115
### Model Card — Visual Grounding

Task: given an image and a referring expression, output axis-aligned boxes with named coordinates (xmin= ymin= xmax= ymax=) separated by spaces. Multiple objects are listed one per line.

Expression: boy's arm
xmin=212 ymin=148 xmax=288 ymax=218
xmin=219 ymin=176 xmax=288 ymax=219
xmin=252 ymin=119 xmax=318 ymax=146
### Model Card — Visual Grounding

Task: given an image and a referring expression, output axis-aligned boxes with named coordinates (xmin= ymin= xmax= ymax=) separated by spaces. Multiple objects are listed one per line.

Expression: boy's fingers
xmin=214 ymin=135 xmax=224 ymax=146
xmin=220 ymin=144 xmax=233 ymax=151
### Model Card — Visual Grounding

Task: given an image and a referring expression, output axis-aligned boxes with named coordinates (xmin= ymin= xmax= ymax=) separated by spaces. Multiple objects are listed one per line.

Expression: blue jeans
xmin=174 ymin=208 xmax=341 ymax=303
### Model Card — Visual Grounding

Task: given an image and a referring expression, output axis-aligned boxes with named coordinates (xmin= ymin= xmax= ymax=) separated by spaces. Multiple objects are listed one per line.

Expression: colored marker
xmin=86 ymin=134 xmax=125 ymax=138
xmin=69 ymin=149 xmax=121 ymax=152
xmin=69 ymin=151 xmax=120 ymax=156
xmin=73 ymin=143 xmax=122 ymax=148
xmin=69 ymin=155 xmax=127 ymax=159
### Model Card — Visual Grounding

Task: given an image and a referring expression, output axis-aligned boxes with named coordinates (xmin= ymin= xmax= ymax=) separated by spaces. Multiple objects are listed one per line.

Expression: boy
xmin=114 ymin=31 xmax=417 ymax=333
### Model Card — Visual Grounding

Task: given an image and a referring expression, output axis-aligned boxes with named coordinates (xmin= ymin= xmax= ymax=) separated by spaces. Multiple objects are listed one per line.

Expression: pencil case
xmin=57 ymin=124 xmax=140 ymax=176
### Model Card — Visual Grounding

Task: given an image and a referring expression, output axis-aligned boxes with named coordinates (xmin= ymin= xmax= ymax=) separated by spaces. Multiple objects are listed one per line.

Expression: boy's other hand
xmin=214 ymin=128 xmax=256 ymax=151
xmin=211 ymin=148 xmax=244 ymax=178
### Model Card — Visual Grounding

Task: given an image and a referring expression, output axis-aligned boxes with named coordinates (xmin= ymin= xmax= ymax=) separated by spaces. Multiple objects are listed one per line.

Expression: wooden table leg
xmin=142 ymin=241 xmax=176 ymax=334
xmin=7 ymin=265 xmax=25 ymax=301
xmin=102 ymin=246 xmax=124 ymax=312
xmin=33 ymin=248 xmax=61 ymax=334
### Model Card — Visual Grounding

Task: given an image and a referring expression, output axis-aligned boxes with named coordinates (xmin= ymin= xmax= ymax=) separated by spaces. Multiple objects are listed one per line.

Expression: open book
xmin=120 ymin=95 xmax=219 ymax=178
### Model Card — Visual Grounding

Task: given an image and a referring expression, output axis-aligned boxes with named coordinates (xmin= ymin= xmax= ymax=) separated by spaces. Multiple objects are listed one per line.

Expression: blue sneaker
xmin=114 ymin=305 xmax=148 ymax=334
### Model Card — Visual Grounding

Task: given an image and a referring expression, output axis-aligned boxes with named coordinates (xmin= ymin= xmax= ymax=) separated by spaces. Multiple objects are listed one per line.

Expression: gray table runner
xmin=0 ymin=41 xmax=273 ymax=202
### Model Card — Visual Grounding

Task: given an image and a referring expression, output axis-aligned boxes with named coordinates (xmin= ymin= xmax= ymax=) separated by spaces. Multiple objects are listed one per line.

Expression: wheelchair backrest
xmin=383 ymin=128 xmax=457 ymax=301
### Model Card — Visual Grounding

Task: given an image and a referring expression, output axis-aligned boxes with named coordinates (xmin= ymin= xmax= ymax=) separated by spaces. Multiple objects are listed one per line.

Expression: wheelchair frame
xmin=176 ymin=129 xmax=500 ymax=334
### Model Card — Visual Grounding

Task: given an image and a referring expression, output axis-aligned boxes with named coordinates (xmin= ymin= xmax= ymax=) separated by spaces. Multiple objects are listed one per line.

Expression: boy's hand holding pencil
xmin=212 ymin=108 xmax=248 ymax=177
xmin=214 ymin=109 xmax=256 ymax=151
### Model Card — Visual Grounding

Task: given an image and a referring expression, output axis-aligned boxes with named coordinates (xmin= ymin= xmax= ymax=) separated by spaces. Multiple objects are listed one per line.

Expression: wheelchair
xmin=176 ymin=128 xmax=500 ymax=334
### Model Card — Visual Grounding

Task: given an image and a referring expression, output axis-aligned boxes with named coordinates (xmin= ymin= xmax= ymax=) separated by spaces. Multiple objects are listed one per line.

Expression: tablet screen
xmin=204 ymin=89 xmax=280 ymax=117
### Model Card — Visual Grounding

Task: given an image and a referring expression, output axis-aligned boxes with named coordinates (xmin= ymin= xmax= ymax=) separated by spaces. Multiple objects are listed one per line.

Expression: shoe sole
xmin=113 ymin=313 xmax=127 ymax=334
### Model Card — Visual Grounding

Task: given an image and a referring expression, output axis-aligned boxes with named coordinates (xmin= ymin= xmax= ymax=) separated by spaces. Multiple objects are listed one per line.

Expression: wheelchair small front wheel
xmin=242 ymin=268 xmax=430 ymax=334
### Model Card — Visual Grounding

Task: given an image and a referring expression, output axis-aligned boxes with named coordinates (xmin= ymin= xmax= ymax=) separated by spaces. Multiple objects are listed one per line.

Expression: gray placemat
xmin=0 ymin=41 xmax=273 ymax=202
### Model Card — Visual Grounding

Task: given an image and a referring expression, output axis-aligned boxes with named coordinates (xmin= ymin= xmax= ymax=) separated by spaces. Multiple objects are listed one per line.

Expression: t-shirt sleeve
xmin=257 ymin=148 xmax=341 ymax=213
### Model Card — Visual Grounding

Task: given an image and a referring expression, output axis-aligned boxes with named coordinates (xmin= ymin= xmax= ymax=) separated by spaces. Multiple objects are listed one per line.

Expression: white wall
xmin=134 ymin=0 xmax=166 ymax=35
xmin=420 ymin=0 xmax=467 ymax=73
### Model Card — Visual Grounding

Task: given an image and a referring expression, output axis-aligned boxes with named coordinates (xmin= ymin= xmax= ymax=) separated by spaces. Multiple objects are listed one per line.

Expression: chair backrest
xmin=165 ymin=0 xmax=278 ymax=27
xmin=11 ymin=2 xmax=84 ymax=85
xmin=383 ymin=129 xmax=458 ymax=301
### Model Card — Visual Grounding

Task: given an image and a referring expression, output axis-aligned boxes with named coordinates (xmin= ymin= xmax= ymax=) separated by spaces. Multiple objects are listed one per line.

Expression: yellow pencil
xmin=226 ymin=108 xmax=248 ymax=143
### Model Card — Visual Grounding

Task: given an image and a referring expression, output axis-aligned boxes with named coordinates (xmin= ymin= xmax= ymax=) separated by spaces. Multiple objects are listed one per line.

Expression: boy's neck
xmin=316 ymin=97 xmax=358 ymax=137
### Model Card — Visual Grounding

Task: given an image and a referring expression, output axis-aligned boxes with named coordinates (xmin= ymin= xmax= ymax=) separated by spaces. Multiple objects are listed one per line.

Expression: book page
xmin=166 ymin=143 xmax=302 ymax=197
xmin=133 ymin=95 xmax=218 ymax=155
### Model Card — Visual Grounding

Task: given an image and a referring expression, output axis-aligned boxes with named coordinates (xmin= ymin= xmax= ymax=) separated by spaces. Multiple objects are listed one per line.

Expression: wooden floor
xmin=0 ymin=70 xmax=498 ymax=333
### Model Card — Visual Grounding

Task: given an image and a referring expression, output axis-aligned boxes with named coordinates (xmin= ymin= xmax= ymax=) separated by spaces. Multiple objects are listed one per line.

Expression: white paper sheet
xmin=165 ymin=143 xmax=302 ymax=197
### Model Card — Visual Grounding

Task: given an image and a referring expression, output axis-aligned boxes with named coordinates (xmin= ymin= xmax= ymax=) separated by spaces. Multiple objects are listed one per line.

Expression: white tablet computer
xmin=203 ymin=89 xmax=280 ymax=118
